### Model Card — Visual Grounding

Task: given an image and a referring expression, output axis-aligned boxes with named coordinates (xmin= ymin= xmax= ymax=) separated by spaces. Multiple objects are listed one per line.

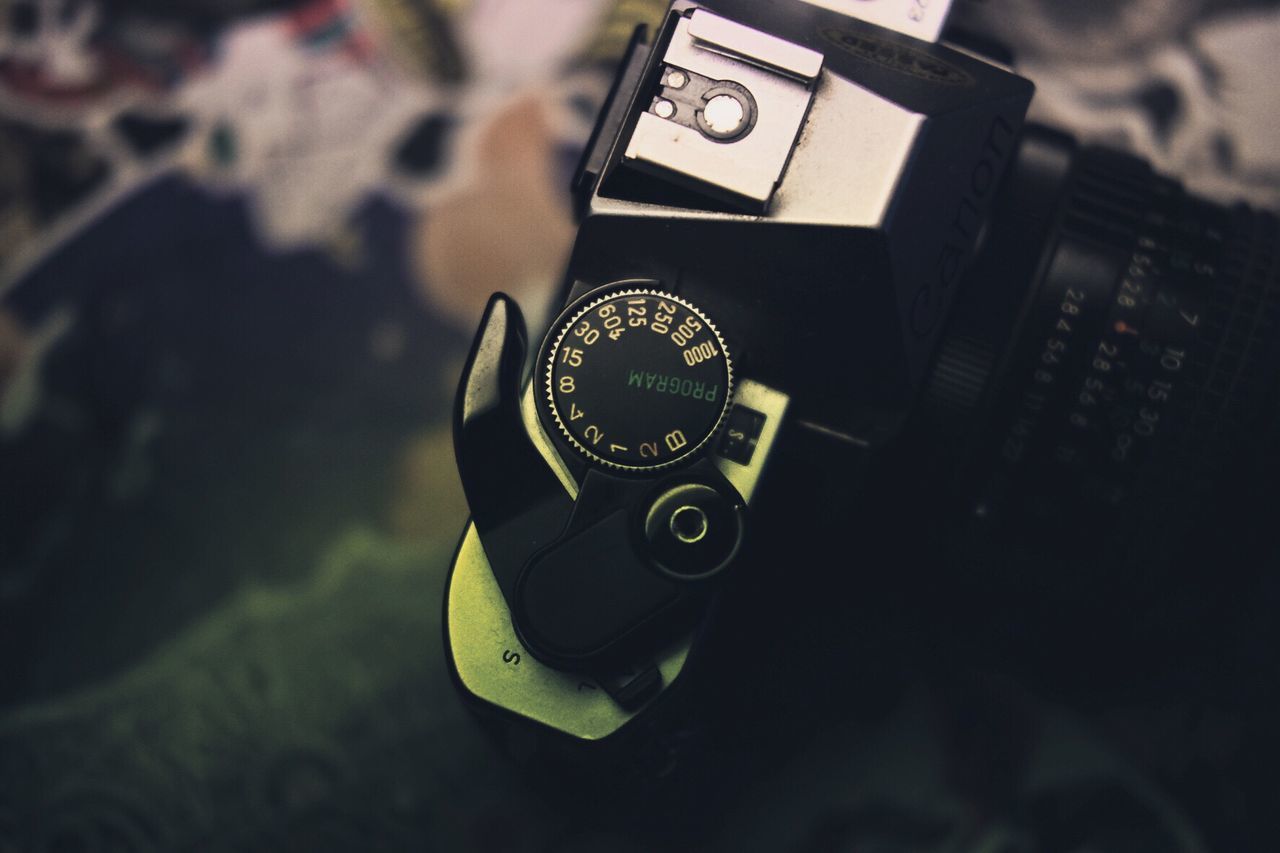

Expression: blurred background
xmin=0 ymin=0 xmax=1277 ymax=849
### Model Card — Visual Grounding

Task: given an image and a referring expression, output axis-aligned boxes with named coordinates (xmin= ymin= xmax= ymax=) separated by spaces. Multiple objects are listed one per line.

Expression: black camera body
xmin=445 ymin=0 xmax=1279 ymax=752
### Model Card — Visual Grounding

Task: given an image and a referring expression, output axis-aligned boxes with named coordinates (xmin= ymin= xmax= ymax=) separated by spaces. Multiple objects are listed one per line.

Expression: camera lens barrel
xmin=915 ymin=125 xmax=1280 ymax=575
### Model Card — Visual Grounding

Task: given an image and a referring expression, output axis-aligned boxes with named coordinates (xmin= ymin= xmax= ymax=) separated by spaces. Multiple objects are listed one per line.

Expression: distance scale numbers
xmin=1056 ymin=236 xmax=1210 ymax=505
xmin=544 ymin=290 xmax=733 ymax=471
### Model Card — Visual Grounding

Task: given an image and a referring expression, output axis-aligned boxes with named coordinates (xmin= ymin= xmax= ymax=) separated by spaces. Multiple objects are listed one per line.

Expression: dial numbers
xmin=544 ymin=290 xmax=732 ymax=470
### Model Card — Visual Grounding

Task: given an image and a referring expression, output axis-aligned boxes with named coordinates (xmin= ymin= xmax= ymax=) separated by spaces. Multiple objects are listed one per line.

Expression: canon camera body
xmin=445 ymin=0 xmax=1280 ymax=755
xmin=445 ymin=0 xmax=1040 ymax=740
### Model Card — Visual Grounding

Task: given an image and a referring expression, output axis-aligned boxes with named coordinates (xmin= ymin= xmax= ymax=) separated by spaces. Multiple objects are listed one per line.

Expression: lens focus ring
xmin=960 ymin=146 xmax=1280 ymax=566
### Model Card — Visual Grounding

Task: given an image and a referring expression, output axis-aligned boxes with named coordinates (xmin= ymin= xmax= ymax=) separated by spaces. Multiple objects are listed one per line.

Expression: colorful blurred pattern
xmin=0 ymin=0 xmax=1278 ymax=850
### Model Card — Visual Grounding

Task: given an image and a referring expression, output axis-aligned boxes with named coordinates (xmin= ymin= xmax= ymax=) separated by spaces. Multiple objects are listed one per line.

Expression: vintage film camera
xmin=444 ymin=0 xmax=1279 ymax=754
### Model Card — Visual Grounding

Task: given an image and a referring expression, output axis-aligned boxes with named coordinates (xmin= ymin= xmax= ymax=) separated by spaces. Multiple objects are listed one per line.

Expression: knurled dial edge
xmin=542 ymin=287 xmax=734 ymax=472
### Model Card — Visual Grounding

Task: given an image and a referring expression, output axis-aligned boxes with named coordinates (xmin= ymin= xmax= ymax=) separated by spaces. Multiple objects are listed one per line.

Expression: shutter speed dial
xmin=544 ymin=289 xmax=733 ymax=471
